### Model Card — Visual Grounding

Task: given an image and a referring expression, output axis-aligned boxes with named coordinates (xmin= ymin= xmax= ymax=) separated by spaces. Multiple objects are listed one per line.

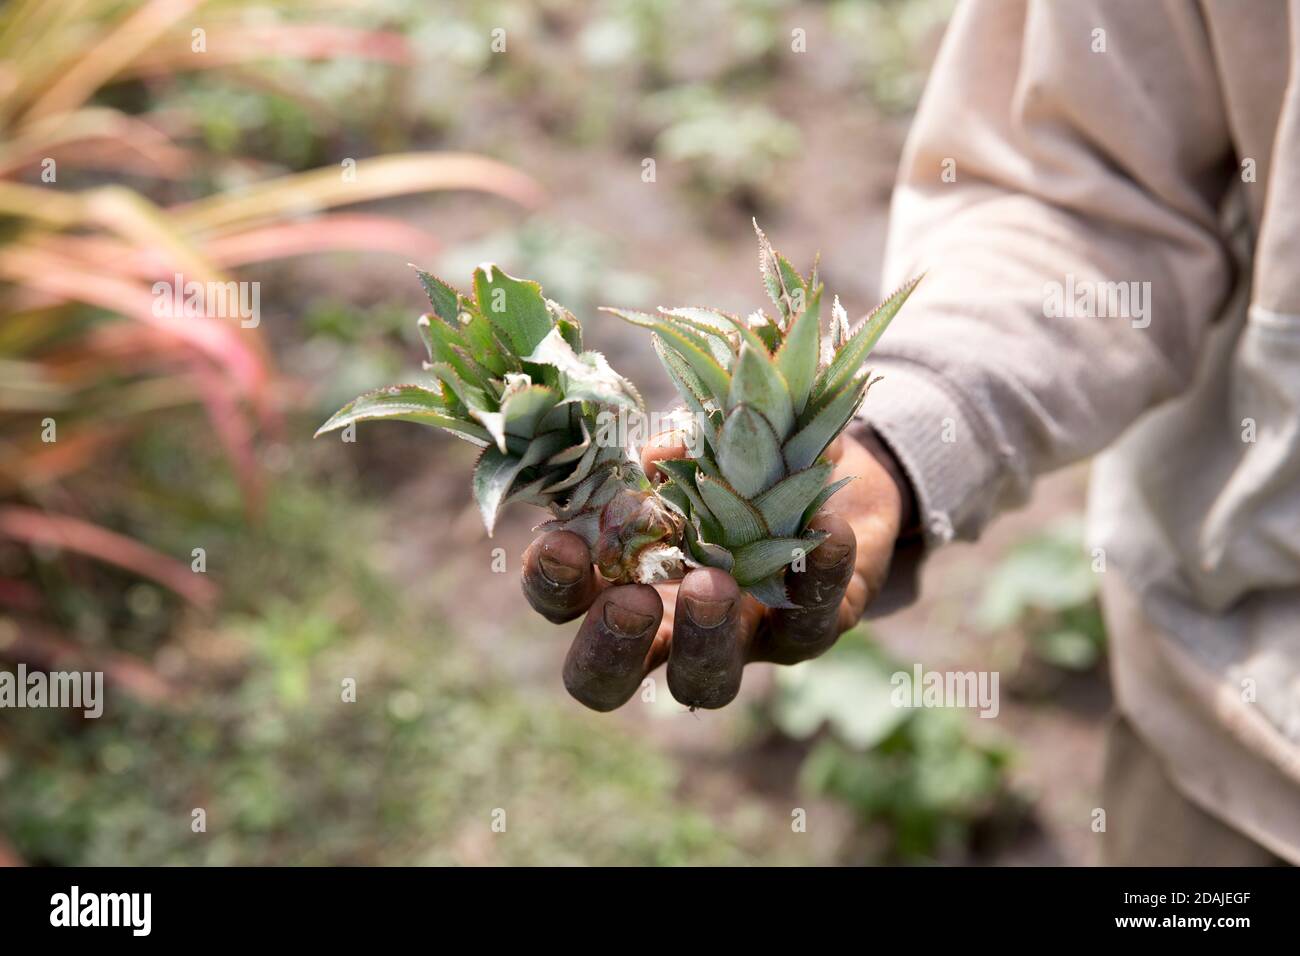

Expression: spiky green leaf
xmin=604 ymin=308 xmax=732 ymax=404
xmin=473 ymin=445 xmax=527 ymax=536
xmin=415 ymin=269 xmax=462 ymax=322
xmin=731 ymin=533 xmax=829 ymax=586
xmin=695 ymin=473 xmax=768 ymax=547
xmin=717 ymin=404 xmax=784 ymax=498
xmin=501 ymin=384 xmax=561 ymax=439
xmin=811 ymin=275 xmax=919 ymax=410
xmin=473 ymin=264 xmax=554 ymax=356
xmin=754 ymin=461 xmax=834 ymax=536
xmin=524 ymin=326 xmax=641 ymax=409
xmin=728 ymin=343 xmax=793 ymax=436
xmin=315 ymin=384 xmax=491 ymax=446
xmin=746 ymin=572 xmax=795 ymax=609
xmin=801 ymin=475 xmax=855 ymax=528
xmin=683 ymin=519 xmax=734 ymax=573
xmin=783 ymin=374 xmax=870 ymax=472
xmin=774 ymin=284 xmax=821 ymax=416
xmin=655 ymin=458 xmax=717 ymax=530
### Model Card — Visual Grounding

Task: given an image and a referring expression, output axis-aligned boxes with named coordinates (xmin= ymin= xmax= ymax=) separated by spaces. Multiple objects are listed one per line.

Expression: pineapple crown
xmin=316 ymin=264 xmax=650 ymax=539
xmin=318 ymin=224 xmax=917 ymax=600
xmin=604 ymin=221 xmax=920 ymax=607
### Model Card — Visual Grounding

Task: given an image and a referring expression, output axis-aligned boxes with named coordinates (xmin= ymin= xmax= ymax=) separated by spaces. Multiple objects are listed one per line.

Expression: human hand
xmin=520 ymin=424 xmax=915 ymax=710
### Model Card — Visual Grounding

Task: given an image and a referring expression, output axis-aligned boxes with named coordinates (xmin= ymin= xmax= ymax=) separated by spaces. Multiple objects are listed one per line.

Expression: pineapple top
xmin=317 ymin=264 xmax=644 ymax=534
xmin=604 ymin=222 xmax=919 ymax=602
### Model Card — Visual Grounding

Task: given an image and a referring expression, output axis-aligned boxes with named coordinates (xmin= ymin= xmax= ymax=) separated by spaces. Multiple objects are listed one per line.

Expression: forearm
xmin=863 ymin=0 xmax=1234 ymax=548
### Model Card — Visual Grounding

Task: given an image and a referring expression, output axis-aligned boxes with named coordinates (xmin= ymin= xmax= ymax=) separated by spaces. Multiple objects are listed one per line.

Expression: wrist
xmin=850 ymin=421 xmax=919 ymax=536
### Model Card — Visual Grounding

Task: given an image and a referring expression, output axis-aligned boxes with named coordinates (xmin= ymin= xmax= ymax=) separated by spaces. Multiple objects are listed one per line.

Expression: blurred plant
xmin=768 ymin=627 xmax=1016 ymax=861
xmin=579 ymin=0 xmax=792 ymax=86
xmin=0 ymin=0 xmax=542 ymax=828
xmin=0 ymin=448 xmax=795 ymax=866
xmin=644 ymin=85 xmax=801 ymax=208
xmin=975 ymin=515 xmax=1106 ymax=675
xmin=828 ymin=0 xmax=955 ymax=113
xmin=436 ymin=218 xmax=655 ymax=319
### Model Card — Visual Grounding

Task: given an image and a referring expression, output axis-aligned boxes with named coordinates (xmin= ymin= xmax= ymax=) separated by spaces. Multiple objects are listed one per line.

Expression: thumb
xmin=640 ymin=429 xmax=691 ymax=482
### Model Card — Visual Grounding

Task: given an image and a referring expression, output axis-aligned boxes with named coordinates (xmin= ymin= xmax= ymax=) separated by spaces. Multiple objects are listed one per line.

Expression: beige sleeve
xmin=864 ymin=0 xmax=1235 ymax=547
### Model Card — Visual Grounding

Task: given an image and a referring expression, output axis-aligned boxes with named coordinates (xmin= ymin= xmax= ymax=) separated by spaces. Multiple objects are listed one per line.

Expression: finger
xmin=521 ymin=531 xmax=603 ymax=624
xmin=751 ymin=512 xmax=857 ymax=665
xmin=640 ymin=429 xmax=689 ymax=482
xmin=562 ymin=584 xmax=663 ymax=711
xmin=667 ymin=568 xmax=761 ymax=709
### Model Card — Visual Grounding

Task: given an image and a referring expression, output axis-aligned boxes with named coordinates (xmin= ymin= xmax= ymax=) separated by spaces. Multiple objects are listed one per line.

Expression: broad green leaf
xmin=524 ymin=326 xmax=641 ymax=409
xmin=730 ymin=532 xmax=828 ymax=585
xmin=472 ymin=445 xmax=528 ymax=535
xmin=775 ymin=284 xmax=821 ymax=416
xmin=501 ymin=384 xmax=561 ymax=438
xmin=472 ymin=431 xmax=570 ymax=534
xmin=315 ymin=384 xmax=490 ymax=446
xmin=657 ymin=479 xmax=692 ymax=518
xmin=728 ymin=343 xmax=793 ymax=436
xmin=755 ymin=461 xmax=833 ymax=536
xmin=717 ymin=404 xmax=784 ymax=498
xmin=459 ymin=311 xmax=509 ymax=376
xmin=473 ymin=263 xmax=554 ymax=356
xmin=695 ymin=473 xmax=768 ymax=547
xmin=427 ymin=361 xmax=492 ymax=413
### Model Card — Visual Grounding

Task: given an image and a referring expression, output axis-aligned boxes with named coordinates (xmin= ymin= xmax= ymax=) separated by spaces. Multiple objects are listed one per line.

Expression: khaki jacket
xmin=867 ymin=0 xmax=1300 ymax=860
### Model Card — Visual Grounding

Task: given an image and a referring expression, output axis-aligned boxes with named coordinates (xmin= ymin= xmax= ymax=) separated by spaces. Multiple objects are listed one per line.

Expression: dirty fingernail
xmin=602 ymin=602 xmax=656 ymax=638
xmin=539 ymin=552 xmax=583 ymax=586
xmin=811 ymin=542 xmax=850 ymax=568
xmin=682 ymin=597 xmax=733 ymax=628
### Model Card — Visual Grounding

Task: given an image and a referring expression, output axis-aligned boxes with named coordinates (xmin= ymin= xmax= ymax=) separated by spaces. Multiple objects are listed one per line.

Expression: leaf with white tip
xmin=728 ymin=343 xmax=793 ymax=436
xmin=754 ymin=461 xmax=833 ymax=536
xmin=717 ymin=404 xmax=784 ymax=498
xmin=662 ymin=305 xmax=768 ymax=356
xmin=605 ymin=308 xmax=732 ymax=404
xmin=415 ymin=269 xmax=462 ymax=322
xmin=473 ymin=264 xmax=554 ymax=356
xmin=524 ymin=326 xmax=641 ymax=409
xmin=811 ymin=275 xmax=919 ymax=409
xmin=653 ymin=338 xmax=718 ymax=454
xmin=695 ymin=473 xmax=768 ymax=547
xmin=458 ymin=311 xmax=509 ymax=376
